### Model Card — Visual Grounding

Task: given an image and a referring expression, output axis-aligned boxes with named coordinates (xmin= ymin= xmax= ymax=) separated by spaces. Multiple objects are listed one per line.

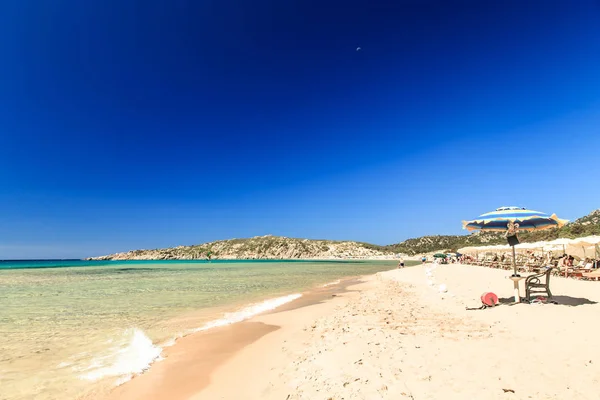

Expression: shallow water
xmin=0 ymin=259 xmax=404 ymax=400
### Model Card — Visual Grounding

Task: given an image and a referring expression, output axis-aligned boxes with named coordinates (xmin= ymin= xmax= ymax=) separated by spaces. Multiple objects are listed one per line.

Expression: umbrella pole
xmin=512 ymin=245 xmax=518 ymax=276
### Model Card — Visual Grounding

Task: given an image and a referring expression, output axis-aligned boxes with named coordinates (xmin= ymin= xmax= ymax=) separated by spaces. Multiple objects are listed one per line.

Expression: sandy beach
xmin=106 ymin=264 xmax=600 ymax=400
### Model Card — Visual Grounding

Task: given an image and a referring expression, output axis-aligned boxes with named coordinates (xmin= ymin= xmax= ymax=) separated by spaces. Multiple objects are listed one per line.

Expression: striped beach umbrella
xmin=462 ymin=207 xmax=568 ymax=276
xmin=462 ymin=207 xmax=568 ymax=232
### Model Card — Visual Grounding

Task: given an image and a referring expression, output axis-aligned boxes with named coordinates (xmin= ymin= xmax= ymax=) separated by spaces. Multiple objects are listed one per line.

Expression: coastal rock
xmin=87 ymin=236 xmax=405 ymax=261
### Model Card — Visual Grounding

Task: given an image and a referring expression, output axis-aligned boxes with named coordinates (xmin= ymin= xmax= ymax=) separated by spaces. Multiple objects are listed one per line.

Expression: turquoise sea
xmin=0 ymin=259 xmax=409 ymax=400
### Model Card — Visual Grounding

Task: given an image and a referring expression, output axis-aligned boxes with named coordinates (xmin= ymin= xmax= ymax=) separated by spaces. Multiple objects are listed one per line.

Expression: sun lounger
xmin=555 ymin=265 xmax=582 ymax=278
xmin=525 ymin=267 xmax=553 ymax=301
xmin=582 ymin=270 xmax=600 ymax=281
xmin=566 ymin=263 xmax=594 ymax=278
xmin=529 ymin=263 xmax=543 ymax=273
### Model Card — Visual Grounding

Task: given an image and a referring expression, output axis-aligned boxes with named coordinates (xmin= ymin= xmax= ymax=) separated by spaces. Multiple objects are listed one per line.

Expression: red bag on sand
xmin=480 ymin=292 xmax=499 ymax=307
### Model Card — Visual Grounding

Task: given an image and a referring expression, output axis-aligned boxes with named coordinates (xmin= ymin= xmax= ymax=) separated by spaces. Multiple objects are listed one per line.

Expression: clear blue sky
xmin=1 ymin=1 xmax=600 ymax=259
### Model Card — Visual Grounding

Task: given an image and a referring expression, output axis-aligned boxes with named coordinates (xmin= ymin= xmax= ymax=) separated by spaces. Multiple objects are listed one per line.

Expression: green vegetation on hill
xmin=382 ymin=232 xmax=505 ymax=255
xmin=519 ymin=210 xmax=600 ymax=241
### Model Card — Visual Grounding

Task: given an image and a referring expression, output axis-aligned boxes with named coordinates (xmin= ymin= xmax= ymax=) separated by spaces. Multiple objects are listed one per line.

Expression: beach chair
xmin=528 ymin=262 xmax=543 ymax=274
xmin=582 ymin=270 xmax=600 ymax=281
xmin=521 ymin=261 xmax=534 ymax=273
xmin=525 ymin=267 xmax=553 ymax=301
xmin=483 ymin=254 xmax=494 ymax=268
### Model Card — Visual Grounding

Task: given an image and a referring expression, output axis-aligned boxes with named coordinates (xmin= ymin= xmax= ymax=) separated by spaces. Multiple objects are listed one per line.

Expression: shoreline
xmin=103 ymin=263 xmax=600 ymax=400
xmin=190 ymin=276 xmax=379 ymax=400
xmin=95 ymin=275 xmax=372 ymax=400
xmin=96 ymin=275 xmax=372 ymax=400
xmin=3 ymin=259 xmax=407 ymax=400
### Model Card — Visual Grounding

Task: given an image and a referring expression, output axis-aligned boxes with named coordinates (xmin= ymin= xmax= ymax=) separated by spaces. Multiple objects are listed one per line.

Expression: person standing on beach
xmin=421 ymin=255 xmax=427 ymax=264
xmin=398 ymin=258 xmax=405 ymax=268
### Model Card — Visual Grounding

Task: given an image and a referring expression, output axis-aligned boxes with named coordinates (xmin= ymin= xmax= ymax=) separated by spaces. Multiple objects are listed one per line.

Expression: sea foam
xmin=78 ymin=328 xmax=162 ymax=384
xmin=192 ymin=293 xmax=302 ymax=332
xmin=77 ymin=293 xmax=302 ymax=385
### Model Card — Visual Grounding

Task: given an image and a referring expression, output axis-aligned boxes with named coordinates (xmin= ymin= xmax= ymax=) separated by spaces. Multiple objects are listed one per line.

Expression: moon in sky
xmin=356 ymin=47 xmax=361 ymax=51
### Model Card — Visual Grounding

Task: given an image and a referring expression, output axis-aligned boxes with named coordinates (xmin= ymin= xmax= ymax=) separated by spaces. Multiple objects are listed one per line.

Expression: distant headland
xmin=88 ymin=210 xmax=600 ymax=260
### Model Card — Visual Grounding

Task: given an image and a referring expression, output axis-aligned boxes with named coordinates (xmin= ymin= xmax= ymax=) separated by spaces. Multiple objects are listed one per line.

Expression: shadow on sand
xmin=497 ymin=296 xmax=597 ymax=307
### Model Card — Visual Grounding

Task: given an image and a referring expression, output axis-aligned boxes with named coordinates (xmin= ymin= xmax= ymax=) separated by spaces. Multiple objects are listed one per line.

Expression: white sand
xmin=191 ymin=264 xmax=600 ymax=400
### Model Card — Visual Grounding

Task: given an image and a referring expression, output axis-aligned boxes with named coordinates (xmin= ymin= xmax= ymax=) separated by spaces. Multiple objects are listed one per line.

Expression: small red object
xmin=481 ymin=292 xmax=499 ymax=307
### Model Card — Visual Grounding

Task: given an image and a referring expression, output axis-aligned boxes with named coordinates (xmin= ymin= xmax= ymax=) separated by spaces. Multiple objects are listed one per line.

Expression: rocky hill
xmin=88 ymin=235 xmax=399 ymax=260
xmin=89 ymin=209 xmax=600 ymax=260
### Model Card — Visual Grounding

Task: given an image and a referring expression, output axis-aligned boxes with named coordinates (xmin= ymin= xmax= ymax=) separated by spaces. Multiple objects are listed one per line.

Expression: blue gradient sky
xmin=1 ymin=1 xmax=600 ymax=259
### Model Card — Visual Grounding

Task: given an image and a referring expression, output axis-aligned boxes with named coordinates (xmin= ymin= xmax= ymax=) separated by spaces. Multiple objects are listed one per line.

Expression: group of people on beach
xmin=397 ymin=255 xmax=430 ymax=268
xmin=559 ymin=254 xmax=574 ymax=267
xmin=461 ymin=250 xmax=599 ymax=273
xmin=395 ymin=253 xmax=593 ymax=270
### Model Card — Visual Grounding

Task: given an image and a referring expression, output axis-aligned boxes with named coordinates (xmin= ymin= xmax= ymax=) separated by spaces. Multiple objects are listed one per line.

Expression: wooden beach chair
xmin=525 ymin=267 xmax=553 ymax=301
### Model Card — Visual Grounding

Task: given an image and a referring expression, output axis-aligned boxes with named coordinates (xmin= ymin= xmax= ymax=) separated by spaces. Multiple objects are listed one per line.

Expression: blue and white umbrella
xmin=463 ymin=207 xmax=568 ymax=232
xmin=462 ymin=206 xmax=568 ymax=276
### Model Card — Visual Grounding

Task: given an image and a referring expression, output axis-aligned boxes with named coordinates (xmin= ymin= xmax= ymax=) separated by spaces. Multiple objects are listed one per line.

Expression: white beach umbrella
xmin=532 ymin=241 xmax=551 ymax=257
xmin=492 ymin=244 xmax=511 ymax=253
xmin=457 ymin=246 xmax=473 ymax=254
xmin=567 ymin=245 xmax=596 ymax=260
xmin=514 ymin=242 xmax=534 ymax=252
xmin=483 ymin=244 xmax=501 ymax=252
xmin=480 ymin=245 xmax=495 ymax=253
xmin=514 ymin=241 xmax=546 ymax=253
xmin=543 ymin=238 xmax=573 ymax=254
xmin=545 ymin=238 xmax=573 ymax=246
xmin=575 ymin=237 xmax=600 ymax=264
xmin=526 ymin=241 xmax=547 ymax=250
xmin=565 ymin=236 xmax=600 ymax=260
xmin=534 ymin=240 xmax=551 ymax=249
xmin=571 ymin=236 xmax=600 ymax=247
xmin=459 ymin=245 xmax=497 ymax=254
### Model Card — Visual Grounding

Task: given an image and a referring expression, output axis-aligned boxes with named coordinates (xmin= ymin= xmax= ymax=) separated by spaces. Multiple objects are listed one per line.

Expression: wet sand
xmin=101 ymin=321 xmax=278 ymax=400
xmin=97 ymin=276 xmax=365 ymax=400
